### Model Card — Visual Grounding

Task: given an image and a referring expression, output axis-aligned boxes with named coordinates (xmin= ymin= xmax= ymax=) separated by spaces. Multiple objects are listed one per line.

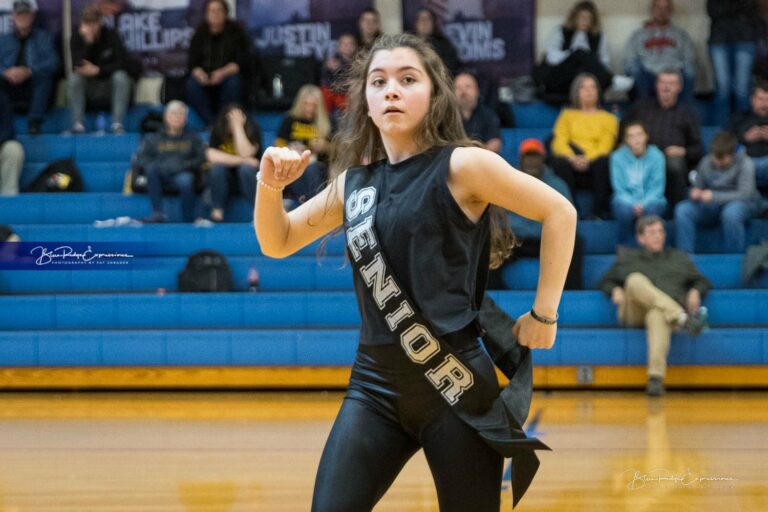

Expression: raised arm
xmin=449 ymin=147 xmax=577 ymax=349
xmin=254 ymin=147 xmax=344 ymax=258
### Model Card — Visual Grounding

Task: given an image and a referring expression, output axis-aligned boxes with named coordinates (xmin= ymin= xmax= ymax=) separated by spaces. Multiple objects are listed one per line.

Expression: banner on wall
xmin=236 ymin=0 xmax=372 ymax=60
xmin=401 ymin=0 xmax=535 ymax=83
xmin=71 ymin=0 xmax=206 ymax=76
xmin=0 ymin=0 xmax=63 ymax=37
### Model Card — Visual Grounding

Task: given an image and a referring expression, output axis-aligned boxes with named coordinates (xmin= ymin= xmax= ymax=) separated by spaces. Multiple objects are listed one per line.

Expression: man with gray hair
xmin=134 ymin=101 xmax=205 ymax=222
xmin=622 ymin=69 xmax=703 ymax=208
xmin=598 ymin=215 xmax=711 ymax=396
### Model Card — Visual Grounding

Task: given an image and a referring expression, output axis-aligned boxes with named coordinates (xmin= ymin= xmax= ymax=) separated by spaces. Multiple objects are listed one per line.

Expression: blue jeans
xmin=208 ymin=163 xmax=257 ymax=210
xmin=185 ymin=74 xmax=242 ymax=126
xmin=146 ymin=166 xmax=196 ymax=222
xmin=1 ymin=71 xmax=54 ymax=123
xmin=285 ymin=162 xmax=326 ymax=205
xmin=673 ymin=199 xmax=754 ymax=253
xmin=625 ymin=61 xmax=694 ymax=104
xmin=749 ymin=155 xmax=768 ymax=188
xmin=709 ymin=42 xmax=756 ymax=127
xmin=612 ymin=198 xmax=667 ymax=246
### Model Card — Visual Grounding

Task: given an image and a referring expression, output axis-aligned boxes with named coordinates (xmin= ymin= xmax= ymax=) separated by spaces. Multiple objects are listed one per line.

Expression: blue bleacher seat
xmin=1 ymin=290 xmax=764 ymax=331
xmin=2 ymin=327 xmax=765 ymax=367
xmin=4 ymin=103 xmax=767 ymax=379
xmin=510 ymin=102 xmax=561 ymax=129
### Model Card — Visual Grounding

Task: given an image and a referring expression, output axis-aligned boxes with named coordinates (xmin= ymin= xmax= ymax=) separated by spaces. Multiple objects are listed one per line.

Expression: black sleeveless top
xmin=345 ymin=145 xmax=491 ymax=345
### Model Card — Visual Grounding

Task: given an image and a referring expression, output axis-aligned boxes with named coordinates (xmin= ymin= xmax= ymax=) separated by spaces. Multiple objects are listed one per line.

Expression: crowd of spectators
xmin=2 ymin=0 xmax=768 ymax=242
xmin=3 ymin=0 xmax=768 ymax=397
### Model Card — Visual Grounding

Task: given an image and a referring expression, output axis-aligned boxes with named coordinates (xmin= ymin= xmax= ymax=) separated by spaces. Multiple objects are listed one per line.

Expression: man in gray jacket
xmin=674 ymin=131 xmax=759 ymax=253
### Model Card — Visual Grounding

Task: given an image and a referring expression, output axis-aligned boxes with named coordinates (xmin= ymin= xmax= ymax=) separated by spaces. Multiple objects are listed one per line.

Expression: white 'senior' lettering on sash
xmin=345 ymin=184 xmax=475 ymax=405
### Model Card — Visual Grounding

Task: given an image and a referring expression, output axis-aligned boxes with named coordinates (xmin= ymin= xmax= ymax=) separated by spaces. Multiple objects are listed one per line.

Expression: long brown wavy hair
xmin=324 ymin=33 xmax=515 ymax=268
xmin=563 ymin=1 xmax=601 ymax=35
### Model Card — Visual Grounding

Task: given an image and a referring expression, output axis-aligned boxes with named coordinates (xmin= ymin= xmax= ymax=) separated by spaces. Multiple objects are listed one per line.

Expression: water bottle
xmin=248 ymin=266 xmax=260 ymax=292
xmin=272 ymin=74 xmax=283 ymax=99
xmin=95 ymin=112 xmax=107 ymax=136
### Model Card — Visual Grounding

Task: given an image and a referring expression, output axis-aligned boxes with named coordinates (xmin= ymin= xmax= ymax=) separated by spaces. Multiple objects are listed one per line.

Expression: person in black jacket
xmin=67 ymin=4 xmax=135 ymax=134
xmin=411 ymin=7 xmax=460 ymax=76
xmin=185 ymin=0 xmax=249 ymax=126
xmin=728 ymin=78 xmax=768 ymax=190
xmin=537 ymin=1 xmax=633 ymax=100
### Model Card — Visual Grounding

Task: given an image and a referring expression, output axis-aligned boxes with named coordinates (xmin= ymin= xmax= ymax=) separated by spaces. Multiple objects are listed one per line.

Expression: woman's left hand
xmin=512 ymin=312 xmax=557 ymax=349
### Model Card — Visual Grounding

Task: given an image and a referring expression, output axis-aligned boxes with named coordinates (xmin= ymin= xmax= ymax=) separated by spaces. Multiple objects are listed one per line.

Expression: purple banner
xmin=236 ymin=0 xmax=372 ymax=59
xmin=71 ymin=0 xmax=206 ymax=76
xmin=401 ymin=0 xmax=535 ymax=82
xmin=0 ymin=0 xmax=63 ymax=37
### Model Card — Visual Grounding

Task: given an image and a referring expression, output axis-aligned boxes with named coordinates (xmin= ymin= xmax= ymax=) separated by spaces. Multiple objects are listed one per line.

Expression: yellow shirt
xmin=551 ymin=108 xmax=618 ymax=161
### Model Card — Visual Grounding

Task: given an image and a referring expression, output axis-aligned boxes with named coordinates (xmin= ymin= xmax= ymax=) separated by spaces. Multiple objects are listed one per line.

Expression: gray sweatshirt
xmin=623 ymin=21 xmax=696 ymax=76
xmin=694 ymin=150 xmax=759 ymax=204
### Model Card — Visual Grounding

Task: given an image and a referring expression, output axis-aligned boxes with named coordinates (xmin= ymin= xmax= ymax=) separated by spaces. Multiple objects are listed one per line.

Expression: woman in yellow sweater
xmin=550 ymin=72 xmax=618 ymax=218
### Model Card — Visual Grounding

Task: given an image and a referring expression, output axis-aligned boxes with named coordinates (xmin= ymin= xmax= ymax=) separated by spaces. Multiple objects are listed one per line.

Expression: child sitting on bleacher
xmin=610 ymin=120 xmax=667 ymax=245
xmin=674 ymin=131 xmax=760 ymax=253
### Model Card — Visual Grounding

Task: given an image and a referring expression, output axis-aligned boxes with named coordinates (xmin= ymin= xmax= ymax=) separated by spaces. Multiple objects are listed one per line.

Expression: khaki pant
xmin=619 ymin=273 xmax=685 ymax=378
xmin=0 ymin=140 xmax=23 ymax=195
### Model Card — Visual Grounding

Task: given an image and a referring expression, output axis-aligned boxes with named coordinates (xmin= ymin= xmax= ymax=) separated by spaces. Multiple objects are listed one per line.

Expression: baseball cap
xmin=13 ymin=0 xmax=37 ymax=14
xmin=518 ymin=138 xmax=545 ymax=156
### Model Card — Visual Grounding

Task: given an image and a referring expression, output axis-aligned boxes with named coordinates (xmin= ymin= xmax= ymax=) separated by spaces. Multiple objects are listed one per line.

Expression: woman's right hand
xmin=227 ymin=108 xmax=247 ymax=127
xmin=259 ymin=146 xmax=311 ymax=188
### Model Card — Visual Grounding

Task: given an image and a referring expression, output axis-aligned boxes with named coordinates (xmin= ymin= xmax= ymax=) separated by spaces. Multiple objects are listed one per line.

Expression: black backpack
xmin=178 ymin=250 xmax=234 ymax=292
xmin=25 ymin=159 xmax=84 ymax=192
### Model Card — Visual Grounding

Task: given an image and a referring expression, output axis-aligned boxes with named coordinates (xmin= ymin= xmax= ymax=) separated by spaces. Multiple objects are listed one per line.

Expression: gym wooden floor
xmin=0 ymin=391 xmax=765 ymax=511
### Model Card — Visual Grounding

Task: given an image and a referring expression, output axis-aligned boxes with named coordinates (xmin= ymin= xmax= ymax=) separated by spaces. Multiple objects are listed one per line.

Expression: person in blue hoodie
xmin=610 ymin=120 xmax=667 ymax=246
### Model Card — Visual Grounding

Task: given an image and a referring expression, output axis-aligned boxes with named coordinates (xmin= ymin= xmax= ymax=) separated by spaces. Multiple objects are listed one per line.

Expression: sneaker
xmin=646 ymin=375 xmax=665 ymax=396
xmin=684 ymin=307 xmax=709 ymax=336
xmin=193 ymin=217 xmax=215 ymax=227
xmin=111 ymin=122 xmax=125 ymax=135
xmin=71 ymin=122 xmax=86 ymax=134
xmin=610 ymin=74 xmax=635 ymax=93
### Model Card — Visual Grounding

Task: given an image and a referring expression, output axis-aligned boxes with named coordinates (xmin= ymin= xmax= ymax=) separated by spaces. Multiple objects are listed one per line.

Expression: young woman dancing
xmin=255 ymin=33 xmax=576 ymax=512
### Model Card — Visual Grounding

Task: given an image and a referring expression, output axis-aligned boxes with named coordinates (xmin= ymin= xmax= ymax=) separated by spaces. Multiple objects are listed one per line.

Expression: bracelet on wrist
xmin=256 ymin=171 xmax=284 ymax=192
xmin=530 ymin=308 xmax=558 ymax=325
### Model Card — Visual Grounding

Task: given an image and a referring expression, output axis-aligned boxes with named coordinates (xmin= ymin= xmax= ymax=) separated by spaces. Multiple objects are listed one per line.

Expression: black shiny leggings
xmin=311 ymin=341 xmax=504 ymax=512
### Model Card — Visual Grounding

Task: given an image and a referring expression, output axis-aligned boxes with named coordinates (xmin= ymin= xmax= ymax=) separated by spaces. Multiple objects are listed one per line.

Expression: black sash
xmin=344 ymin=165 xmax=550 ymax=508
